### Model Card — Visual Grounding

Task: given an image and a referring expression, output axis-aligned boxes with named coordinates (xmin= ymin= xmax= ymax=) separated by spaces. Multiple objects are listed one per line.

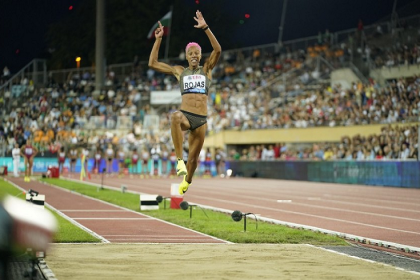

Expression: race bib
xmin=183 ymin=75 xmax=206 ymax=94
xmin=25 ymin=148 xmax=33 ymax=155
xmin=133 ymin=155 xmax=138 ymax=160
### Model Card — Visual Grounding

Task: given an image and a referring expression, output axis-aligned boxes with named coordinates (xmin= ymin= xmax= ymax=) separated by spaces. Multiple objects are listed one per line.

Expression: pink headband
xmin=185 ymin=42 xmax=201 ymax=53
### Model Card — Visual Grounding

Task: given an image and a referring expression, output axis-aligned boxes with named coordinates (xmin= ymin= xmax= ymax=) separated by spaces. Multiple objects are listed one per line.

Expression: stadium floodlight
xmin=75 ymin=56 xmax=81 ymax=68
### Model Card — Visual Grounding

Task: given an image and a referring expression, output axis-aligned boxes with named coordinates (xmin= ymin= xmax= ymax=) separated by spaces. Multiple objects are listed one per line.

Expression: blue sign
xmin=226 ymin=160 xmax=419 ymax=188
xmin=0 ymin=157 xmax=218 ymax=177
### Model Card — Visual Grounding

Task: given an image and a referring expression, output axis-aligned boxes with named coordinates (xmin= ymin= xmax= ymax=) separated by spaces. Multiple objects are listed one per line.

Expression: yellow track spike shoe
xmin=178 ymin=176 xmax=191 ymax=195
xmin=176 ymin=159 xmax=187 ymax=176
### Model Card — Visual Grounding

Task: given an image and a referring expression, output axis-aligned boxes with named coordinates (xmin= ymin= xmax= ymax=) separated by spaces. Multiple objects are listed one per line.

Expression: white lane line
xmin=200 ymin=183 xmax=420 ymax=211
xmin=284 ymin=201 xmax=420 ymax=223
xmin=104 ymin=234 xmax=207 ymax=238
xmin=108 ymin=238 xmax=221 ymax=242
xmin=277 ymin=200 xmax=292 ymax=203
xmin=192 ymin=203 xmax=420 ymax=253
xmin=3 ymin=178 xmax=110 ymax=244
xmin=312 ymin=245 xmax=420 ymax=276
xmin=61 ymin=210 xmax=126 ymax=212
xmin=187 ymin=195 xmax=420 ymax=236
xmin=102 ymin=235 xmax=211 ymax=237
xmin=55 ymin=177 xmax=232 ymax=244
xmin=191 ymin=188 xmax=420 ymax=222
xmin=73 ymin=218 xmax=153 ymax=220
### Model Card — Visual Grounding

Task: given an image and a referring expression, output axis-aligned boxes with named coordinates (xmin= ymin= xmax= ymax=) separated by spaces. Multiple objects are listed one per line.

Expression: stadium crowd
xmin=0 ymin=23 xmax=419 ymax=168
xmin=228 ymin=124 xmax=418 ymax=161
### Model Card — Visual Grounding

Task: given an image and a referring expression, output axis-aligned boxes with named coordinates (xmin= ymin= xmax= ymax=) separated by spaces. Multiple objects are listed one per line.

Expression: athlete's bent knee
xmin=171 ymin=111 xmax=184 ymax=123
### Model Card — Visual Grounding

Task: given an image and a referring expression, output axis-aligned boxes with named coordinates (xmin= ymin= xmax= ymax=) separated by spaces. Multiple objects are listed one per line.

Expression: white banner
xmin=150 ymin=90 xmax=181 ymax=105
xmin=143 ymin=115 xmax=160 ymax=131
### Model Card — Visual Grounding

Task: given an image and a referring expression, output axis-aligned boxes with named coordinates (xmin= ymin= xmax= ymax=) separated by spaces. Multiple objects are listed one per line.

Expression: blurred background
xmin=0 ymin=0 xmax=420 ymax=184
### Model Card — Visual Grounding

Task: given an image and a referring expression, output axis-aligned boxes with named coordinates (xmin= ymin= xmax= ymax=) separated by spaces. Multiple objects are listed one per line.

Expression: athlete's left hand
xmin=193 ymin=10 xmax=207 ymax=29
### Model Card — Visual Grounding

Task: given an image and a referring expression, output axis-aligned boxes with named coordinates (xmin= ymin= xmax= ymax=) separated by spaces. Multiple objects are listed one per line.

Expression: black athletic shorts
xmin=180 ymin=110 xmax=207 ymax=131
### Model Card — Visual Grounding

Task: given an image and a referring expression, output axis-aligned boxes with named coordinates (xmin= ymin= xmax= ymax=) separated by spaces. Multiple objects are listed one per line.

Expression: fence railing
xmin=82 ymin=115 xmax=134 ymax=131
xmin=0 ymin=59 xmax=47 ymax=93
xmin=0 ymin=59 xmax=47 ymax=115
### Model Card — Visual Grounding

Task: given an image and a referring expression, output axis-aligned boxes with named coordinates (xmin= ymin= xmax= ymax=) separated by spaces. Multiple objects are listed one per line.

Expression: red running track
xmin=6 ymin=177 xmax=226 ymax=244
xmin=84 ymin=174 xmax=420 ymax=249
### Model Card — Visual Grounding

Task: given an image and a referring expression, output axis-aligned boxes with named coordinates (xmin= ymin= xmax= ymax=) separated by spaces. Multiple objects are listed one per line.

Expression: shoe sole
xmin=176 ymin=170 xmax=187 ymax=176
xmin=179 ymin=187 xmax=188 ymax=195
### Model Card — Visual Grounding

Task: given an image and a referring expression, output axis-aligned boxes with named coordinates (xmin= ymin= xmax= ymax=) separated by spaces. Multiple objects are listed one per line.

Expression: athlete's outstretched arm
xmin=148 ymin=21 xmax=183 ymax=79
xmin=194 ymin=10 xmax=222 ymax=74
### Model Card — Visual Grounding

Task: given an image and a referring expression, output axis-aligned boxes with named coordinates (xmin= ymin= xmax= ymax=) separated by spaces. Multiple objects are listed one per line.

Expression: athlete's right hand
xmin=155 ymin=21 xmax=164 ymax=38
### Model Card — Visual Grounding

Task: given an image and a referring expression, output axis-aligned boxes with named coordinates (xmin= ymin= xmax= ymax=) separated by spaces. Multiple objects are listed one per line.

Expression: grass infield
xmin=41 ymin=178 xmax=347 ymax=245
xmin=0 ymin=178 xmax=100 ymax=243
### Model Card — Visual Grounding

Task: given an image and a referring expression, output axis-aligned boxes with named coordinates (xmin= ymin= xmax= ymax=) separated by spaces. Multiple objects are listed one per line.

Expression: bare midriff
xmin=180 ymin=94 xmax=208 ymax=116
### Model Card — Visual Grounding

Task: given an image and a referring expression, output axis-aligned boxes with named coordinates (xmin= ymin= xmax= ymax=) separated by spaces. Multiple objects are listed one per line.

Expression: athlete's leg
xmin=24 ymin=158 xmax=29 ymax=178
xmin=186 ymin=124 xmax=206 ymax=183
xmin=29 ymin=158 xmax=33 ymax=176
xmin=178 ymin=124 xmax=206 ymax=195
xmin=27 ymin=158 xmax=33 ymax=181
xmin=170 ymin=111 xmax=190 ymax=159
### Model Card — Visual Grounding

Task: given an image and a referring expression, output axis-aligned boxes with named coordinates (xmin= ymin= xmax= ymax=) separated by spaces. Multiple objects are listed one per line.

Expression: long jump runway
xmin=6 ymin=177 xmax=226 ymax=244
xmin=84 ymin=175 xmax=420 ymax=250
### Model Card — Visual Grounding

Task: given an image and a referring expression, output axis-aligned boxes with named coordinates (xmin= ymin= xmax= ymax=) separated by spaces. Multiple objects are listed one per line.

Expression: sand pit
xmin=46 ymin=244 xmax=419 ymax=280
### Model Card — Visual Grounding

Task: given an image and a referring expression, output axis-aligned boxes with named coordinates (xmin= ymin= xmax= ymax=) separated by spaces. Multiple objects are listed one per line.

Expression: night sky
xmin=1 ymin=0 xmax=419 ymax=73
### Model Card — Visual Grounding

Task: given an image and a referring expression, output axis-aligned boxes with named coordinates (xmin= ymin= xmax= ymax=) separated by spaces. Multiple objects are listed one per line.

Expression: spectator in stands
xmin=313 ymin=144 xmax=324 ymax=160
xmin=69 ymin=147 xmax=78 ymax=174
xmin=150 ymin=144 xmax=161 ymax=176
xmin=160 ymin=145 xmax=169 ymax=176
xmin=105 ymin=144 xmax=114 ymax=174
xmin=229 ymin=149 xmax=240 ymax=160
xmin=141 ymin=148 xmax=150 ymax=176
xmin=2 ymin=66 xmax=10 ymax=79
xmin=58 ymin=147 xmax=66 ymax=174
xmin=12 ymin=143 xmax=21 ymax=177
xmin=94 ymin=148 xmax=103 ymax=174
xmin=20 ymin=139 xmax=38 ymax=182
xmin=117 ymin=148 xmax=125 ymax=177
xmin=169 ymin=148 xmax=177 ymax=176
xmin=323 ymin=147 xmax=334 ymax=160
